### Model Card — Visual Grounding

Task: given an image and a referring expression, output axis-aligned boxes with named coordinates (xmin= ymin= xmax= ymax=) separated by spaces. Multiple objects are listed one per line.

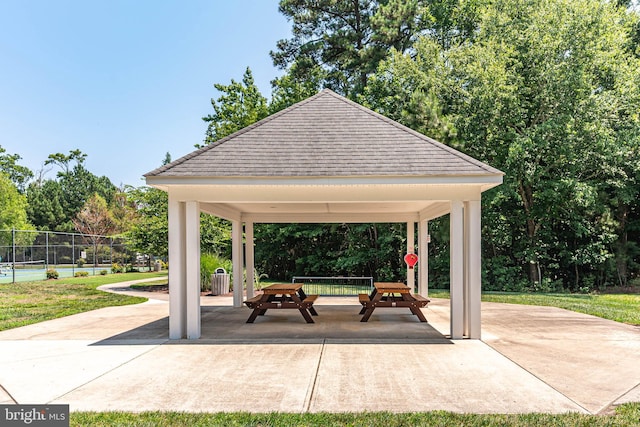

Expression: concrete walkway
xmin=0 ymin=280 xmax=638 ymax=414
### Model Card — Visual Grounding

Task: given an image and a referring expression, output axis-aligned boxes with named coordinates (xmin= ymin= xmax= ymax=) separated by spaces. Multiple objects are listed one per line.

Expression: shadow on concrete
xmin=92 ymin=305 xmax=450 ymax=345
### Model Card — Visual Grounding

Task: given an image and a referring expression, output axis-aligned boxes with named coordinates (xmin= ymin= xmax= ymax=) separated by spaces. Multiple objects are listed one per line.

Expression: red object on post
xmin=404 ymin=253 xmax=419 ymax=269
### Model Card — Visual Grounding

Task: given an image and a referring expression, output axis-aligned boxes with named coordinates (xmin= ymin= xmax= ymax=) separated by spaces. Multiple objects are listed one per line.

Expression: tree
xmin=271 ymin=0 xmax=384 ymax=96
xmin=162 ymin=152 xmax=172 ymax=165
xmin=453 ymin=0 xmax=640 ymax=288
xmin=26 ymin=180 xmax=66 ymax=231
xmin=0 ymin=173 xmax=34 ymax=245
xmin=45 ymin=149 xmax=87 ymax=176
xmin=109 ymin=187 xmax=138 ymax=236
xmin=360 ymin=37 xmax=456 ymax=143
xmin=125 ymin=185 xmax=169 ymax=258
xmin=271 ymin=0 xmax=485 ymax=97
xmin=269 ymin=67 xmax=324 ymax=114
xmin=362 ymin=0 xmax=640 ymax=290
xmin=0 ymin=145 xmax=33 ymax=192
xmin=25 ymin=150 xmax=116 ymax=232
xmin=72 ymin=194 xmax=118 ymax=266
xmin=73 ymin=194 xmax=116 ymax=244
xmin=201 ymin=67 xmax=269 ymax=146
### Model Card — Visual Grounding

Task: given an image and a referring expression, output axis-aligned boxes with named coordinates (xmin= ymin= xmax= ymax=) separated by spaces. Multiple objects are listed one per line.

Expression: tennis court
xmin=0 ymin=261 xmax=119 ymax=283
xmin=1 ymin=229 xmax=154 ymax=284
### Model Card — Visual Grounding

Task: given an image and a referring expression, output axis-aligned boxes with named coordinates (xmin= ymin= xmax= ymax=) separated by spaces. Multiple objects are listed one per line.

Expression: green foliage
xmin=124 ymin=185 xmax=231 ymax=260
xmin=26 ymin=180 xmax=66 ymax=231
xmin=0 ymin=145 xmax=33 ymax=192
xmin=0 ymin=172 xmax=35 ymax=242
xmin=46 ymin=268 xmax=59 ymax=279
xmin=201 ymin=67 xmax=268 ymax=146
xmin=44 ymin=149 xmax=87 ymax=175
xmin=77 ymin=258 xmax=86 ymax=268
xmin=253 ymin=269 xmax=268 ymax=291
xmin=26 ymin=150 xmax=116 ymax=232
xmin=74 ymin=271 xmax=89 ymax=277
xmin=57 ymin=165 xmax=116 ymax=230
xmin=272 ymin=0 xmax=424 ymax=96
xmin=254 ymin=223 xmax=407 ymax=282
xmin=362 ymin=0 xmax=640 ymax=290
xmin=199 ymin=214 xmax=231 ymax=257
xmin=269 ymin=68 xmax=323 ymax=114
xmin=124 ymin=185 xmax=168 ymax=257
xmin=200 ymin=253 xmax=232 ymax=292
xmin=111 ymin=263 xmax=124 ymax=274
xmin=99 ymin=270 xmax=108 ymax=276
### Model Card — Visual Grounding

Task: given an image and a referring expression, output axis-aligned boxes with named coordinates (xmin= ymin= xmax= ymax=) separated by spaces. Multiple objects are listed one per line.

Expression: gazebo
xmin=145 ymin=89 xmax=503 ymax=340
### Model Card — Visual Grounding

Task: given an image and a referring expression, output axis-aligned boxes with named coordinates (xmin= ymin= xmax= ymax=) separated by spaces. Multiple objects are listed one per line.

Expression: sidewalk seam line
xmin=481 ymin=340 xmax=592 ymax=414
xmin=49 ymin=340 xmax=168 ymax=404
xmin=597 ymin=381 xmax=640 ymax=415
xmin=305 ymin=338 xmax=326 ymax=412
xmin=0 ymin=383 xmax=18 ymax=404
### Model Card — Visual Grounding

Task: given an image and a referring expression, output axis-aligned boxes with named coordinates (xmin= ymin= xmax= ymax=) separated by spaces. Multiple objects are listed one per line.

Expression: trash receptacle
xmin=211 ymin=268 xmax=230 ymax=295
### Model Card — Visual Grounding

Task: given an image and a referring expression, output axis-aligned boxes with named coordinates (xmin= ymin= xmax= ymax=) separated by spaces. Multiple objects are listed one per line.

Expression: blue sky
xmin=0 ymin=0 xmax=290 ymax=187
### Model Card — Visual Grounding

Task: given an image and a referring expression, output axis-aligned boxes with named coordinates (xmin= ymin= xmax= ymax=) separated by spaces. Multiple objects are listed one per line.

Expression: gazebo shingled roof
xmin=145 ymin=89 xmax=502 ymax=179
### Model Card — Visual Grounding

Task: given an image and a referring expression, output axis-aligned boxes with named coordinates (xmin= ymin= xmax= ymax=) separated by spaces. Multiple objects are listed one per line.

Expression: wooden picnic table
xmin=244 ymin=283 xmax=319 ymax=323
xmin=358 ymin=282 xmax=430 ymax=322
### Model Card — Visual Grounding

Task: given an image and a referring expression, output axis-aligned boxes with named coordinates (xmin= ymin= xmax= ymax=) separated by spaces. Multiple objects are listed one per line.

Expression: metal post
xmin=93 ymin=240 xmax=97 ymax=276
xmin=72 ymin=234 xmax=75 ymax=277
xmin=45 ymin=231 xmax=49 ymax=271
xmin=11 ymin=228 xmax=16 ymax=283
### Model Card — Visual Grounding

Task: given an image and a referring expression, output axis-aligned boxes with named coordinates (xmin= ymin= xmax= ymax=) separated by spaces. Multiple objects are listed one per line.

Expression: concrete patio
xmin=0 ymin=280 xmax=638 ymax=414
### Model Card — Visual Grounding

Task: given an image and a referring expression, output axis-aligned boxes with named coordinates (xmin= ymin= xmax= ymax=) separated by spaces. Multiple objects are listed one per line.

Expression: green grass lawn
xmin=428 ymin=289 xmax=640 ymax=325
xmin=70 ymin=404 xmax=640 ymax=427
xmin=0 ymin=271 xmax=166 ymax=331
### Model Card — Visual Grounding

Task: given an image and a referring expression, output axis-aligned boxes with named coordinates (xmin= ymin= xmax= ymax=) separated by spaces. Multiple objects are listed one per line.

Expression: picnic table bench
xmin=244 ymin=283 xmax=319 ymax=323
xmin=358 ymin=282 xmax=430 ymax=322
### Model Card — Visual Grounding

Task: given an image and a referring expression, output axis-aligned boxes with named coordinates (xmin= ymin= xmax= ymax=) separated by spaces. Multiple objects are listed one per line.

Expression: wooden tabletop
xmin=262 ymin=283 xmax=303 ymax=294
xmin=373 ymin=282 xmax=410 ymax=293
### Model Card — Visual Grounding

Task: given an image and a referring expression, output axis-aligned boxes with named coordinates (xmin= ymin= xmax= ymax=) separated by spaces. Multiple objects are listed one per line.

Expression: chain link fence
xmin=0 ymin=229 xmax=151 ymax=283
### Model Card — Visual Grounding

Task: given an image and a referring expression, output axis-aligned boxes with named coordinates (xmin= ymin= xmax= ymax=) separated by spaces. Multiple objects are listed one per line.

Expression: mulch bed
xmin=597 ymin=286 xmax=640 ymax=294
xmin=130 ymin=284 xmax=262 ymax=297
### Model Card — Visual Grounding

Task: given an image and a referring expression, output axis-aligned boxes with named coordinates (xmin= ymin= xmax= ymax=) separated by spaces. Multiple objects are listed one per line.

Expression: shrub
xmin=46 ymin=268 xmax=59 ymax=279
xmin=77 ymin=258 xmax=86 ymax=268
xmin=111 ymin=263 xmax=124 ymax=274
xmin=200 ymin=253 xmax=232 ymax=292
xmin=100 ymin=270 xmax=108 ymax=275
xmin=74 ymin=271 xmax=89 ymax=277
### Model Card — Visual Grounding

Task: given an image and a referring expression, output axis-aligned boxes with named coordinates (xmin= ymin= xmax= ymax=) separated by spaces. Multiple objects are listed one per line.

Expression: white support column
xmin=168 ymin=195 xmax=186 ymax=339
xmin=463 ymin=204 xmax=469 ymax=337
xmin=245 ymin=221 xmax=255 ymax=299
xmin=450 ymin=200 xmax=465 ymax=339
xmin=465 ymin=200 xmax=482 ymax=339
xmin=232 ymin=220 xmax=244 ymax=307
xmin=418 ymin=220 xmax=429 ymax=296
xmin=406 ymin=221 xmax=415 ymax=291
xmin=185 ymin=201 xmax=201 ymax=340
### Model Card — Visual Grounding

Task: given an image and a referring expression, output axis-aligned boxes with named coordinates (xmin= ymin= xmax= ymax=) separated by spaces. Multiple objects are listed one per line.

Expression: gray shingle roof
xmin=145 ymin=89 xmax=502 ymax=178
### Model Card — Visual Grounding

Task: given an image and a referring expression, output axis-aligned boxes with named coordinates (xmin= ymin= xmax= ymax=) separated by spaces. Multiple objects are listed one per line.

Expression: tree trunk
xmin=518 ymin=182 xmax=541 ymax=283
xmin=615 ymin=204 xmax=629 ymax=287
